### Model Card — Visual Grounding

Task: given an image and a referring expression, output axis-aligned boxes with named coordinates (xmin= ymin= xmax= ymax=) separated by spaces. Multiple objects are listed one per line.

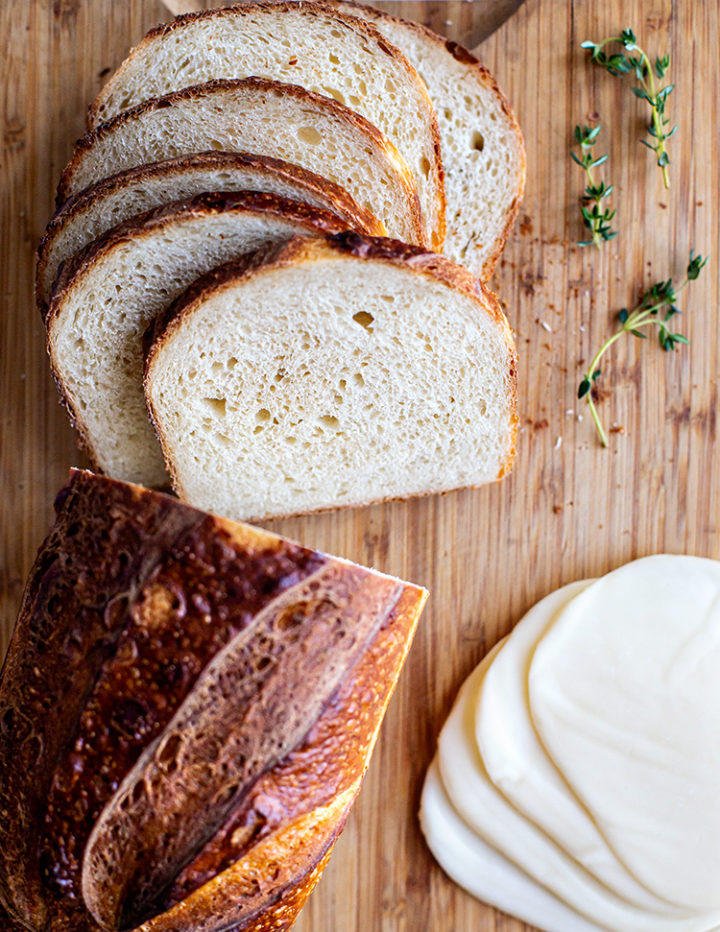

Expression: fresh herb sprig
xmin=582 ymin=29 xmax=676 ymax=188
xmin=578 ymin=252 xmax=708 ymax=447
xmin=571 ymin=125 xmax=617 ymax=247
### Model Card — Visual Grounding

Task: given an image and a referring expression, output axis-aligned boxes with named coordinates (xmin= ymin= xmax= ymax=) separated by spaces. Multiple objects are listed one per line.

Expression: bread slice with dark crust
xmin=87 ymin=0 xmax=445 ymax=248
xmin=46 ymin=190 xmax=352 ymax=489
xmin=0 ymin=469 xmax=427 ymax=932
xmin=37 ymin=151 xmax=384 ymax=311
xmin=145 ymin=231 xmax=518 ymax=522
xmin=56 ymin=77 xmax=427 ymax=247
xmin=326 ymin=0 xmax=526 ymax=280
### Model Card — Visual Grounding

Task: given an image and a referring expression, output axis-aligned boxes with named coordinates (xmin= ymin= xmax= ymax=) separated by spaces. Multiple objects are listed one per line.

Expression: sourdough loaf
xmin=37 ymin=151 xmax=384 ymax=310
xmin=88 ymin=1 xmax=445 ymax=248
xmin=327 ymin=0 xmax=526 ymax=279
xmin=0 ymin=469 xmax=426 ymax=931
xmin=46 ymin=191 xmax=355 ymax=489
xmin=145 ymin=231 xmax=518 ymax=522
xmin=56 ymin=77 xmax=425 ymax=246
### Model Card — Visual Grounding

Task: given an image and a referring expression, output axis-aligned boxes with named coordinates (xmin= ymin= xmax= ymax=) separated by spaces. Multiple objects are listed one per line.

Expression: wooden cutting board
xmin=1 ymin=1 xmax=718 ymax=929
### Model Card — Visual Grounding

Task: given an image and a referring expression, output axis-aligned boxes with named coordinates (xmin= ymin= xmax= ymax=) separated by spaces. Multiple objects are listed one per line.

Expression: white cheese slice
xmin=437 ymin=637 xmax=720 ymax=931
xmin=420 ymin=757 xmax=606 ymax=932
xmin=476 ymin=580 xmax=690 ymax=915
xmin=529 ymin=554 xmax=720 ymax=913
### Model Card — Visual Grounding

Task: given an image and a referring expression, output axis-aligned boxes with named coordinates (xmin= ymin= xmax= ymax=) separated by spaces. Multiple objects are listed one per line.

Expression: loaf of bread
xmin=145 ymin=231 xmax=518 ymax=522
xmin=46 ymin=191 xmax=356 ymax=489
xmin=0 ymin=469 xmax=427 ymax=931
xmin=37 ymin=151 xmax=384 ymax=310
xmin=326 ymin=0 xmax=526 ymax=279
xmin=87 ymin=1 xmax=445 ymax=249
xmin=56 ymin=77 xmax=426 ymax=246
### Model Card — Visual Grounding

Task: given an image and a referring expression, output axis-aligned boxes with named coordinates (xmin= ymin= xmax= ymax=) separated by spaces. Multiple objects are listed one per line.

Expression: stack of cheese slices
xmin=421 ymin=554 xmax=720 ymax=932
xmin=39 ymin=0 xmax=523 ymax=520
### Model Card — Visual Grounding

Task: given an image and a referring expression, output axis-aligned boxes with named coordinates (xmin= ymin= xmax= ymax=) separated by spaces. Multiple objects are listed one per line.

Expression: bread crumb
xmin=554 ymin=436 xmax=562 ymax=450
xmin=536 ymin=318 xmax=553 ymax=333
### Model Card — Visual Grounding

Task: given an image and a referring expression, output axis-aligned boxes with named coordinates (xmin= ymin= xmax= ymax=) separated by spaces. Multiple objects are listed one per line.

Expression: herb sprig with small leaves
xmin=571 ymin=125 xmax=617 ymax=247
xmin=582 ymin=29 xmax=676 ymax=188
xmin=578 ymin=252 xmax=708 ymax=447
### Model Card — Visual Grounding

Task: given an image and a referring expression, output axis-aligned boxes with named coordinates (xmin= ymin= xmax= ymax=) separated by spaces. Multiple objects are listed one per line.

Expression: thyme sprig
xmin=571 ymin=125 xmax=617 ymax=247
xmin=582 ymin=29 xmax=676 ymax=188
xmin=578 ymin=252 xmax=708 ymax=447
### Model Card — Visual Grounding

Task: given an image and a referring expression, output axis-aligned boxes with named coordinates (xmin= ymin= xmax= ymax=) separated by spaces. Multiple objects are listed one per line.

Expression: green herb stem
xmin=582 ymin=30 xmax=676 ymax=188
xmin=571 ymin=125 xmax=617 ymax=247
xmin=578 ymin=253 xmax=707 ymax=447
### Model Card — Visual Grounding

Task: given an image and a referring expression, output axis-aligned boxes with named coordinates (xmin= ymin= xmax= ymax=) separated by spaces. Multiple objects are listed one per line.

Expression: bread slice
xmin=0 ymin=469 xmax=426 ymax=931
xmin=327 ymin=0 xmax=526 ymax=280
xmin=145 ymin=231 xmax=518 ymax=522
xmin=37 ymin=151 xmax=384 ymax=310
xmin=46 ymin=191 xmax=353 ymax=489
xmin=88 ymin=1 xmax=445 ymax=249
xmin=57 ymin=77 xmax=425 ymax=247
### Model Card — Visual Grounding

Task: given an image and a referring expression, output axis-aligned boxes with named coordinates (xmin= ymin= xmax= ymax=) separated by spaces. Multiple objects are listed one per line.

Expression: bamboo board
xmin=1 ymin=1 xmax=719 ymax=929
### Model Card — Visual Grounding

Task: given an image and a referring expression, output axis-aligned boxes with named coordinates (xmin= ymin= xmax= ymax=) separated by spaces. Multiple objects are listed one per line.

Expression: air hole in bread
xmin=275 ymin=608 xmax=305 ymax=632
xmin=202 ymin=397 xmax=227 ymax=418
xmin=296 ymin=125 xmax=323 ymax=146
xmin=255 ymin=408 xmax=271 ymax=424
xmin=328 ymin=52 xmax=340 ymax=65
xmin=420 ymin=156 xmax=431 ymax=178
xmin=352 ymin=310 xmax=374 ymax=331
xmin=318 ymin=415 xmax=340 ymax=431
xmin=322 ymin=86 xmax=346 ymax=105
xmin=471 ymin=131 xmax=485 ymax=152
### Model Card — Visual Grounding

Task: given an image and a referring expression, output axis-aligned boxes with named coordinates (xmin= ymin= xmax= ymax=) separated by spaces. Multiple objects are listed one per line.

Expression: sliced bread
xmin=46 ymin=192 xmax=352 ymax=489
xmin=57 ymin=77 xmax=425 ymax=247
xmin=88 ymin=1 xmax=445 ymax=248
xmin=37 ymin=150 xmax=384 ymax=310
xmin=328 ymin=0 xmax=526 ymax=279
xmin=145 ymin=231 xmax=518 ymax=523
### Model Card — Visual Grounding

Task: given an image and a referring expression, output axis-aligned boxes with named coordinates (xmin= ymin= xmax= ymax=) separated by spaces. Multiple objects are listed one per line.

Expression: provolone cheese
xmin=529 ymin=555 xmax=720 ymax=913
xmin=420 ymin=759 xmax=605 ymax=932
xmin=476 ymin=580 xmax=689 ymax=915
xmin=437 ymin=638 xmax=720 ymax=931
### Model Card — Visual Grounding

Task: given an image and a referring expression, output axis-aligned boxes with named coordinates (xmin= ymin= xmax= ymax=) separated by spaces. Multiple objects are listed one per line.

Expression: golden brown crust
xmin=36 ymin=151 xmax=385 ymax=311
xmin=59 ymin=78 xmax=425 ymax=249
xmin=325 ymin=0 xmax=526 ymax=279
xmin=139 ymin=585 xmax=425 ymax=932
xmin=0 ymin=471 xmax=426 ymax=932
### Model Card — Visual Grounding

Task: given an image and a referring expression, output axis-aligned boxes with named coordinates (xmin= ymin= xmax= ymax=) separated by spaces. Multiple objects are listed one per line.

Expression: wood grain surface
xmin=1 ymin=1 xmax=719 ymax=930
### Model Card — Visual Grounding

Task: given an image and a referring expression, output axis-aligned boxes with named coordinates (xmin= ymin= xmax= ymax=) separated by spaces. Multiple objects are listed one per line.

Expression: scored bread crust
xmin=36 ymin=151 xmax=385 ymax=310
xmin=135 ymin=583 xmax=424 ymax=932
xmin=0 ymin=470 xmax=427 ymax=932
xmin=326 ymin=0 xmax=526 ymax=280
xmin=145 ymin=230 xmax=518 ymax=521
xmin=56 ymin=77 xmax=426 ymax=248
xmin=87 ymin=0 xmax=445 ymax=248
xmin=45 ymin=190 xmax=352 ymax=486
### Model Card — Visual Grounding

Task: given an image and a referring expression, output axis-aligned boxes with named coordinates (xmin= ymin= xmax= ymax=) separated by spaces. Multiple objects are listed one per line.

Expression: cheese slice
xmin=476 ymin=580 xmax=690 ymax=915
xmin=420 ymin=758 xmax=605 ymax=932
xmin=529 ymin=554 xmax=720 ymax=914
xmin=436 ymin=637 xmax=720 ymax=931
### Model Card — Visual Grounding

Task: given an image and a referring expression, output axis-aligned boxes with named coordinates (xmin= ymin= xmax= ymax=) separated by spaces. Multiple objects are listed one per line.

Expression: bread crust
xmin=325 ymin=0 xmax=526 ymax=280
xmin=36 ymin=151 xmax=385 ymax=311
xmin=0 ymin=470 xmax=426 ymax=932
xmin=86 ymin=1 xmax=445 ymax=247
xmin=44 ymin=190 xmax=351 ymax=479
xmin=59 ymin=77 xmax=426 ymax=250
xmin=145 ymin=230 xmax=518 ymax=518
